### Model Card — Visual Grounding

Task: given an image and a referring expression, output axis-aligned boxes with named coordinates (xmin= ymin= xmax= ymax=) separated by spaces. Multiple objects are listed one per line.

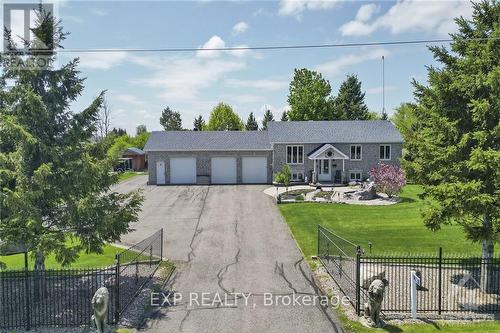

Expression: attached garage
xmin=145 ymin=131 xmax=272 ymax=185
xmin=211 ymin=157 xmax=237 ymax=184
xmin=170 ymin=157 xmax=197 ymax=184
xmin=242 ymin=157 xmax=267 ymax=183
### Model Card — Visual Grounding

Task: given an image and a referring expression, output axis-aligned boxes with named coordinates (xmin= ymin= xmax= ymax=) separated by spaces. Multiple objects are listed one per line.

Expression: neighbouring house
xmin=144 ymin=120 xmax=403 ymax=185
xmin=121 ymin=147 xmax=146 ymax=171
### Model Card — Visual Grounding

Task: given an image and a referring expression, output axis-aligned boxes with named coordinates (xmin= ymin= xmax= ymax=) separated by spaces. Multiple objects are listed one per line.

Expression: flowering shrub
xmin=369 ymin=163 xmax=406 ymax=198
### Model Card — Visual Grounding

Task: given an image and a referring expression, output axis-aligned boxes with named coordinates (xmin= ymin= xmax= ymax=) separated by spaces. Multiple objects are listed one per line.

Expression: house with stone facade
xmin=144 ymin=120 xmax=403 ymax=185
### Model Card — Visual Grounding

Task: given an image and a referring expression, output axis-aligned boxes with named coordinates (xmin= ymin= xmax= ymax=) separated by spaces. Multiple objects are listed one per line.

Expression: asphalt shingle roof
xmin=144 ymin=131 xmax=272 ymax=151
xmin=267 ymin=120 xmax=403 ymax=143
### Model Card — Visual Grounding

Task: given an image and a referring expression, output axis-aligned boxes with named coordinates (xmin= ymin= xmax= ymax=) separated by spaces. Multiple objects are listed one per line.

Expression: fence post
xmin=24 ymin=252 xmax=31 ymax=331
xmin=114 ymin=254 xmax=120 ymax=324
xmin=160 ymin=228 xmax=164 ymax=262
xmin=438 ymin=247 xmax=442 ymax=315
xmin=355 ymin=246 xmax=362 ymax=316
xmin=317 ymin=226 xmax=320 ymax=257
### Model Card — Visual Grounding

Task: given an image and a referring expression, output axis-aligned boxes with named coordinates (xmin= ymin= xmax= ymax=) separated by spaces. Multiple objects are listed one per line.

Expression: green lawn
xmin=118 ymin=171 xmax=147 ymax=182
xmin=0 ymin=244 xmax=123 ymax=270
xmin=279 ymin=185 xmax=480 ymax=257
xmin=338 ymin=308 xmax=500 ymax=333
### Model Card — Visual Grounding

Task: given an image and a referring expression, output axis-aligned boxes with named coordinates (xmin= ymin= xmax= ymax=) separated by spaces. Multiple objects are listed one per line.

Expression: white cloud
xmin=279 ymin=0 xmax=339 ymax=19
xmin=114 ymin=94 xmax=146 ymax=105
xmin=131 ymin=55 xmax=246 ymax=102
xmin=232 ymin=21 xmax=249 ymax=35
xmin=339 ymin=0 xmax=473 ymax=36
xmin=77 ymin=52 xmax=129 ymax=70
xmin=197 ymin=35 xmax=225 ymax=58
xmin=355 ymin=4 xmax=378 ymax=22
xmin=226 ymin=78 xmax=288 ymax=91
xmin=315 ymin=48 xmax=388 ymax=76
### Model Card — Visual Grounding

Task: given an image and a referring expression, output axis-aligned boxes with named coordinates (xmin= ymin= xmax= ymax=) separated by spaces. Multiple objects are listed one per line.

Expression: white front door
xmin=211 ymin=157 xmax=237 ymax=184
xmin=318 ymin=159 xmax=331 ymax=182
xmin=170 ymin=157 xmax=197 ymax=184
xmin=156 ymin=161 xmax=165 ymax=185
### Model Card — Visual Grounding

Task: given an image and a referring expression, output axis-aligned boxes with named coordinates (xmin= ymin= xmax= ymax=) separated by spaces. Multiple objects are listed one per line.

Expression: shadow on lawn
xmin=398 ymin=196 xmax=417 ymax=204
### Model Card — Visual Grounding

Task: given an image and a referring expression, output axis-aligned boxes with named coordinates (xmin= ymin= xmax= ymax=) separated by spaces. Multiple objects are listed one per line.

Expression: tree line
xmin=159 ymin=71 xmax=381 ymax=131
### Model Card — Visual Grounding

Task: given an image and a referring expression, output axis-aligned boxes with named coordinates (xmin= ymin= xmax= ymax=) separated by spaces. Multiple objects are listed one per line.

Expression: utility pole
xmin=382 ymin=55 xmax=387 ymax=120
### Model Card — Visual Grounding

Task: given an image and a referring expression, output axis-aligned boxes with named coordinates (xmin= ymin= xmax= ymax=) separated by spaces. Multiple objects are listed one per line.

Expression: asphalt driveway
xmin=114 ymin=175 xmax=343 ymax=333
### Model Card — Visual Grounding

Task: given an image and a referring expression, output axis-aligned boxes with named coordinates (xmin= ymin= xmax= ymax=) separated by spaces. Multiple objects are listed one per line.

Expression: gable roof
xmin=307 ymin=144 xmax=349 ymax=159
xmin=144 ymin=131 xmax=272 ymax=151
xmin=267 ymin=120 xmax=403 ymax=143
xmin=123 ymin=147 xmax=145 ymax=155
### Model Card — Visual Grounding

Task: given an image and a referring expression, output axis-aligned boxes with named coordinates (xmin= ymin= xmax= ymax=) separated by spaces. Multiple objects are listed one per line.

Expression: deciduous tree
xmin=287 ymin=68 xmax=333 ymax=121
xmin=206 ymin=102 xmax=243 ymax=131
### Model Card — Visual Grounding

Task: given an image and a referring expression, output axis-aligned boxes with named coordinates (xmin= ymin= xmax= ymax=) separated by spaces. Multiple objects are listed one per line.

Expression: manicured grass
xmin=337 ymin=308 xmax=500 ymax=333
xmin=0 ymin=244 xmax=123 ymax=270
xmin=118 ymin=171 xmax=147 ymax=182
xmin=279 ymin=185 xmax=480 ymax=257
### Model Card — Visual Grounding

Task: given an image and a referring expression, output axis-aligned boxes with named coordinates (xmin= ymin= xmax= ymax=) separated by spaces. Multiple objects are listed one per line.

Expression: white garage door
xmin=211 ymin=157 xmax=237 ymax=184
xmin=170 ymin=157 xmax=197 ymax=184
xmin=242 ymin=157 xmax=268 ymax=183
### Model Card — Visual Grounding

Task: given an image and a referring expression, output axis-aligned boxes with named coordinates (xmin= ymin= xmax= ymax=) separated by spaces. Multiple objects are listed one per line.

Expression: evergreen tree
xmin=193 ymin=115 xmax=205 ymax=131
xmin=159 ymin=107 xmax=183 ymax=131
xmin=261 ymin=109 xmax=274 ymax=130
xmin=0 ymin=7 xmax=143 ymax=273
xmin=136 ymin=124 xmax=147 ymax=135
xmin=281 ymin=111 xmax=289 ymax=121
xmin=245 ymin=112 xmax=259 ymax=130
xmin=333 ymin=74 xmax=370 ymax=120
xmin=206 ymin=102 xmax=244 ymax=131
xmin=287 ymin=68 xmax=333 ymax=120
xmin=404 ymin=1 xmax=500 ymax=291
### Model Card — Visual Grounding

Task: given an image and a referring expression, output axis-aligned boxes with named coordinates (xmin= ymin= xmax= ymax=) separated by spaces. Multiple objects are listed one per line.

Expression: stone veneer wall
xmin=147 ymin=150 xmax=273 ymax=185
xmin=272 ymin=143 xmax=403 ymax=183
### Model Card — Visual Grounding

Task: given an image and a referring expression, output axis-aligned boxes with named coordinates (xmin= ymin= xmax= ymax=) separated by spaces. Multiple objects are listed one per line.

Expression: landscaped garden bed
xmin=281 ymin=188 xmax=315 ymax=200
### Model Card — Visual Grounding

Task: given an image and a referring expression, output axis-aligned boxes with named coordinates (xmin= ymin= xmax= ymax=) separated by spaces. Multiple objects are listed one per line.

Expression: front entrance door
xmin=318 ymin=159 xmax=331 ymax=182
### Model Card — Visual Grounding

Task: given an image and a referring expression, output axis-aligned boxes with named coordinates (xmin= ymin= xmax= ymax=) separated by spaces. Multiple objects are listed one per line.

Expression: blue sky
xmin=15 ymin=1 xmax=474 ymax=133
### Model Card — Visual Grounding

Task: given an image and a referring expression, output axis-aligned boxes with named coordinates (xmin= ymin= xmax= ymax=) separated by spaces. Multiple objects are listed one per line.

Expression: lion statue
xmin=362 ymin=279 xmax=388 ymax=328
xmin=91 ymin=287 xmax=110 ymax=333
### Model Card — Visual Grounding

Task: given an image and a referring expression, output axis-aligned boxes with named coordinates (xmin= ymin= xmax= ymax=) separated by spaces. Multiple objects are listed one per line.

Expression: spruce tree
xmin=261 ymin=109 xmax=274 ymax=130
xmin=333 ymin=74 xmax=370 ymax=120
xmin=404 ymin=1 xmax=499 ymax=291
xmin=0 ymin=7 xmax=143 ymax=273
xmin=193 ymin=115 xmax=205 ymax=131
xmin=160 ymin=107 xmax=183 ymax=130
xmin=281 ymin=111 xmax=289 ymax=121
xmin=245 ymin=112 xmax=259 ymax=130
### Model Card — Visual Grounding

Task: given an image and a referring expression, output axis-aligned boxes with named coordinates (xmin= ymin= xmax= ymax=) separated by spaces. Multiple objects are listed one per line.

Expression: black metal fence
xmin=318 ymin=225 xmax=500 ymax=316
xmin=0 ymin=229 xmax=163 ymax=330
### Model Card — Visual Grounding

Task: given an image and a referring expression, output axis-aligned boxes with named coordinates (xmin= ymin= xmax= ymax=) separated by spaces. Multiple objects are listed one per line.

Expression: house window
xmin=349 ymin=170 xmax=362 ymax=181
xmin=292 ymin=172 xmax=304 ymax=182
xmin=286 ymin=145 xmax=304 ymax=164
xmin=380 ymin=145 xmax=391 ymax=160
xmin=350 ymin=145 xmax=362 ymax=160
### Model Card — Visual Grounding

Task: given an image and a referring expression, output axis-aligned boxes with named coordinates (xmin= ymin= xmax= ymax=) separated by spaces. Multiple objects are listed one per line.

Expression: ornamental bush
xmin=369 ymin=163 xmax=406 ymax=198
